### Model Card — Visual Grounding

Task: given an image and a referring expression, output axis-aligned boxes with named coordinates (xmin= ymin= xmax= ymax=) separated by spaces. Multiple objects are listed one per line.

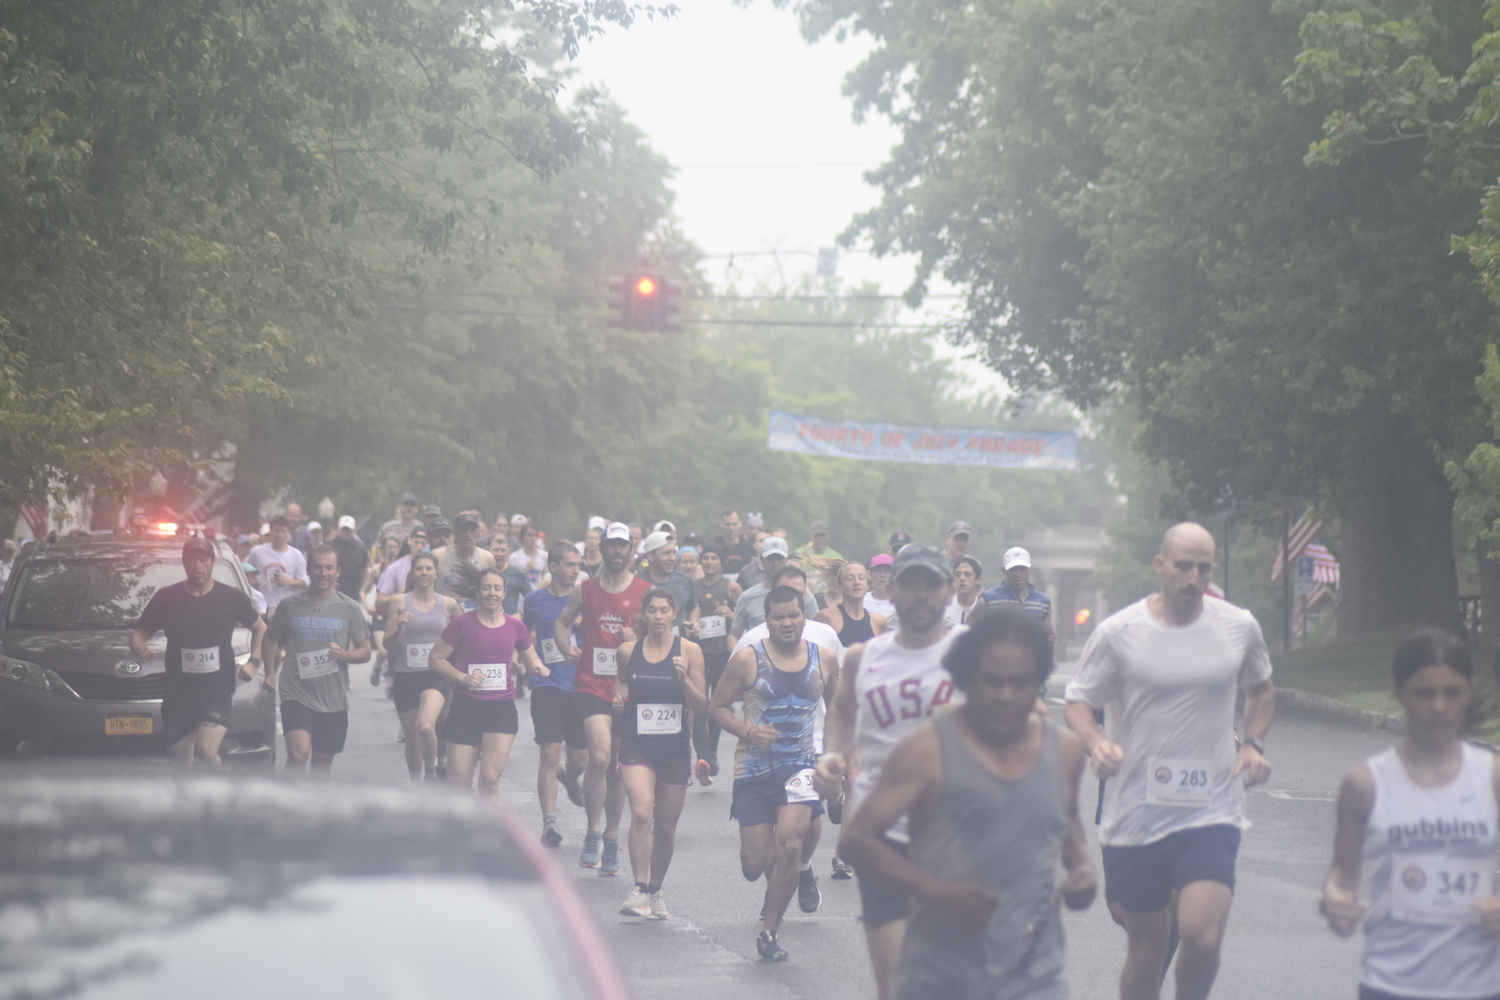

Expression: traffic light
xmin=608 ymin=274 xmax=680 ymax=331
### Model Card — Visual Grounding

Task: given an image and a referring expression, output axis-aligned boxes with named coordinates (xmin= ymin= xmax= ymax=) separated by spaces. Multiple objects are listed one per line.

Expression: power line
xmin=675 ymin=162 xmax=880 ymax=170
xmin=405 ymin=291 xmax=966 ymax=302
xmin=374 ymin=304 xmax=949 ymax=331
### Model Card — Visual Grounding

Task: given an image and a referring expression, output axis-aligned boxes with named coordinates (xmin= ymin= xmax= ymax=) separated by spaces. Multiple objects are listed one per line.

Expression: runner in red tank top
xmin=556 ymin=522 xmax=652 ymax=874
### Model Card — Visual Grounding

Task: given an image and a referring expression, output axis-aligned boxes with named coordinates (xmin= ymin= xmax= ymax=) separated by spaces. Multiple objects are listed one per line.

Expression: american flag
xmin=1293 ymin=544 xmax=1340 ymax=637
xmin=1271 ymin=508 xmax=1324 ymax=582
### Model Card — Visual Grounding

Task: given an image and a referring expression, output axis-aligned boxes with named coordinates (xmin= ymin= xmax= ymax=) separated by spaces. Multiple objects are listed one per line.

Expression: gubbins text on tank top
xmin=1387 ymin=817 xmax=1492 ymax=848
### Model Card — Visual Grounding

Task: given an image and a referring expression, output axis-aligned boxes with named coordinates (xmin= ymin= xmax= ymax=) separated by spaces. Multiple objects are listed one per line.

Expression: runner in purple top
xmin=430 ymin=567 xmax=548 ymax=800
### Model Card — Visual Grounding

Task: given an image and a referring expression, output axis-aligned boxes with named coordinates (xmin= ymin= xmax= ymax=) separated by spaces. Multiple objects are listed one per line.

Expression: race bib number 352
xmin=296 ymin=648 xmax=337 ymax=679
xmin=1146 ymin=758 xmax=1214 ymax=807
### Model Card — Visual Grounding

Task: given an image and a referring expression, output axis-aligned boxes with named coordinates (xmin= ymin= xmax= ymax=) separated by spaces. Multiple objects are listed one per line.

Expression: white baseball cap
xmin=307 ymin=521 xmax=322 ymax=532
xmin=642 ymin=531 xmax=674 ymax=553
xmin=604 ymin=522 xmax=632 ymax=543
xmin=760 ymin=536 xmax=790 ymax=558
xmin=1003 ymin=547 xmax=1032 ymax=570
xmin=587 ymin=515 xmax=608 ymax=532
xmin=337 ymin=515 xmax=356 ymax=530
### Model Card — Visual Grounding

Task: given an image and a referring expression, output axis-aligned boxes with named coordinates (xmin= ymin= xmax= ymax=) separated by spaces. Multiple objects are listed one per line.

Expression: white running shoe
xmin=648 ymin=891 xmax=669 ymax=921
xmin=620 ymin=888 xmax=651 ymax=917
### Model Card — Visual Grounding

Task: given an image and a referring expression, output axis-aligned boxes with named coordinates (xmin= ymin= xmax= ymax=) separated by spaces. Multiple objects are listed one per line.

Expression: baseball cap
xmin=428 ymin=518 xmax=453 ymax=532
xmin=889 ymin=530 xmax=912 ymax=549
xmin=869 ymin=553 xmax=894 ymax=568
xmin=420 ymin=505 xmax=442 ymax=517
xmin=236 ymin=534 xmax=250 ymax=545
xmin=700 ymin=542 xmax=724 ymax=559
xmin=337 ymin=515 xmax=356 ymax=530
xmin=652 ymin=520 xmax=677 ymax=536
xmin=642 ymin=530 xmax=673 ymax=553
xmin=587 ymin=515 xmax=608 ymax=532
xmin=1003 ymin=547 xmax=1032 ymax=570
xmin=453 ymin=512 xmax=480 ymax=529
xmin=892 ymin=544 xmax=956 ymax=585
xmin=511 ymin=514 xmax=529 ymax=525
xmin=181 ymin=537 xmax=216 ymax=560
xmin=947 ymin=520 xmax=972 ymax=538
xmin=761 ymin=536 xmax=790 ymax=558
xmin=399 ymin=493 xmax=418 ymax=505
xmin=307 ymin=521 xmax=321 ymax=532
xmin=810 ymin=520 xmax=828 ymax=535
xmin=604 ymin=521 xmax=632 ymax=543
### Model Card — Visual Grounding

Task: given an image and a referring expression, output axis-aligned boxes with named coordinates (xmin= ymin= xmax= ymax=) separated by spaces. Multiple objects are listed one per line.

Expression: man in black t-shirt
xmin=330 ymin=515 xmax=370 ymax=599
xmin=132 ymin=537 xmax=265 ymax=765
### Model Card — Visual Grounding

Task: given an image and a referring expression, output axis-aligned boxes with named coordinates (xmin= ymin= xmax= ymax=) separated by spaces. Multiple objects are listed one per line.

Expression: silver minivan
xmin=0 ymin=536 xmax=275 ymax=761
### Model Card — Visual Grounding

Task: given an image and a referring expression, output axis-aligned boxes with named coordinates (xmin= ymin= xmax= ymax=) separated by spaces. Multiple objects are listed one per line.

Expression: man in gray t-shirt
xmin=731 ymin=561 xmax=820 ymax=641
xmin=264 ymin=544 xmax=371 ymax=771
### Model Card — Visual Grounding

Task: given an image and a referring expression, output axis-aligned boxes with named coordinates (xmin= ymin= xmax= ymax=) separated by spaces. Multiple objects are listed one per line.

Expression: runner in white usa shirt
xmin=815 ymin=545 xmax=963 ymax=1000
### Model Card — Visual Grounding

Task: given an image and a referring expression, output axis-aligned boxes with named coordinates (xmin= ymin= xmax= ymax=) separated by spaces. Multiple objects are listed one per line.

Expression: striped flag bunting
xmin=1271 ymin=507 xmax=1324 ymax=581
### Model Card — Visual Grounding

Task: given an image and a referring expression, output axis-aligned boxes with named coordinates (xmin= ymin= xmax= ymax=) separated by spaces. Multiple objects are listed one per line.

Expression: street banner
xmin=766 ymin=411 xmax=1078 ymax=471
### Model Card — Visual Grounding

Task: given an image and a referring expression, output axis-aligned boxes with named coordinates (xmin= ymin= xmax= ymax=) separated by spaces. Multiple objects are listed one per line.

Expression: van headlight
xmin=0 ymin=657 xmax=68 ymax=694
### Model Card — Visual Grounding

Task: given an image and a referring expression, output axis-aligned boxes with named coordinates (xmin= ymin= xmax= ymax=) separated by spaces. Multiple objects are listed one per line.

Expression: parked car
xmin=0 ymin=770 xmax=631 ymax=999
xmin=0 ymin=536 xmax=274 ymax=760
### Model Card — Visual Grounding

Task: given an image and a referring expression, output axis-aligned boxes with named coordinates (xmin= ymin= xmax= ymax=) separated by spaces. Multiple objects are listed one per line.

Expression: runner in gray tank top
xmin=841 ymin=607 xmax=1096 ymax=1000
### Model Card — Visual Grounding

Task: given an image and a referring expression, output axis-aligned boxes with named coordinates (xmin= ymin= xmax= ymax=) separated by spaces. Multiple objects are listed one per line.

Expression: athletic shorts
xmin=1101 ymin=823 xmax=1241 ymax=913
xmin=856 ymin=835 xmax=910 ymax=927
xmin=574 ymin=690 xmax=614 ymax=720
xmin=440 ymin=695 xmax=519 ymax=746
xmin=279 ymin=699 xmax=349 ymax=755
xmin=730 ymin=765 xmax=826 ymax=827
xmin=391 ymin=670 xmax=445 ymax=714
xmin=1359 ymin=988 xmax=1500 ymax=1000
xmin=531 ymin=685 xmax=586 ymax=749
xmin=617 ymin=736 xmax=692 ymax=787
xmin=160 ymin=678 xmax=233 ymax=746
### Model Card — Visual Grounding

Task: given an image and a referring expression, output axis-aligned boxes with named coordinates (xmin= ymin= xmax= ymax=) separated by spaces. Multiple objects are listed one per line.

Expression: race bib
xmin=1146 ymin=758 xmax=1214 ymax=806
xmin=403 ymin=643 xmax=434 ymax=672
xmin=697 ymin=615 xmax=726 ymax=639
xmin=784 ymin=768 xmax=820 ymax=804
xmin=540 ymin=637 xmax=564 ymax=664
xmin=637 ymin=703 xmax=682 ymax=735
xmin=1392 ymin=853 xmax=1491 ymax=924
xmin=593 ymin=647 xmax=618 ymax=677
xmin=469 ymin=662 xmax=510 ymax=692
xmin=296 ymin=648 xmax=338 ymax=679
xmin=181 ymin=646 xmax=220 ymax=674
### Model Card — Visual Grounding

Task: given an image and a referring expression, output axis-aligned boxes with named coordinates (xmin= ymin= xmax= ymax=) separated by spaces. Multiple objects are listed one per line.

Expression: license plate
xmin=105 ymin=716 xmax=153 ymax=735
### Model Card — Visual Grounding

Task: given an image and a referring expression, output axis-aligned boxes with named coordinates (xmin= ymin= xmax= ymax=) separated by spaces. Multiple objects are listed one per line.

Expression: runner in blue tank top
xmin=711 ymin=584 xmax=838 ymax=963
xmin=614 ymin=587 xmax=706 ymax=922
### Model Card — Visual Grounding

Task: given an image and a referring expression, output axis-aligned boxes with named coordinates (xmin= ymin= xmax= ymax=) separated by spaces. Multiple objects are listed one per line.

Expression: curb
xmin=1275 ymin=686 xmax=1406 ymax=736
xmin=1277 ymin=686 xmax=1500 ymax=753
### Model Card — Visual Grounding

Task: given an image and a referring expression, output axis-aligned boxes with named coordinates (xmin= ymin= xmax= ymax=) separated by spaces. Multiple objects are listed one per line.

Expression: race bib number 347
xmin=1392 ymin=854 xmax=1490 ymax=924
xmin=1146 ymin=758 xmax=1214 ymax=807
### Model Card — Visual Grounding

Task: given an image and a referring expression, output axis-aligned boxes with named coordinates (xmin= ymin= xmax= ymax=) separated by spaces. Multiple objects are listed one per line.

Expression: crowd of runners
xmin=129 ymin=503 xmax=1500 ymax=1000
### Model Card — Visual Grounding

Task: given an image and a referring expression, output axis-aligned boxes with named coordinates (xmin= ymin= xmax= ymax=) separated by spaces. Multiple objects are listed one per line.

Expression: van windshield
xmin=7 ymin=555 xmax=242 ymax=630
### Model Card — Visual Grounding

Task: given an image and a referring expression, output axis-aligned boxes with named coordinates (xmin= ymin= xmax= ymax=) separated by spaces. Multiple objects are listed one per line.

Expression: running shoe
xmin=557 ymin=764 xmax=584 ymax=807
xmin=620 ymin=888 xmax=652 ymax=917
xmin=696 ymin=758 xmax=714 ymax=787
xmin=369 ymin=662 xmax=381 ymax=686
xmin=579 ymin=831 xmax=602 ymax=868
xmin=600 ymin=838 xmax=621 ymax=876
xmin=434 ymin=761 xmax=447 ymax=781
xmin=798 ymin=867 xmax=821 ymax=913
xmin=831 ymin=855 xmax=854 ymax=880
xmin=708 ymin=752 xmax=720 ymax=777
xmin=541 ymin=814 xmax=563 ymax=848
xmin=756 ymin=930 xmax=788 ymax=962
xmin=648 ymin=891 xmax=670 ymax=921
xmin=827 ymin=794 xmax=843 ymax=825
xmin=396 ymin=729 xmax=406 ymax=743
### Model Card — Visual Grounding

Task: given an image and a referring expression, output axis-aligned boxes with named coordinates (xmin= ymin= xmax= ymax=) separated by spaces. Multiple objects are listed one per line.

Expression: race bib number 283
xmin=1146 ymin=758 xmax=1214 ymax=807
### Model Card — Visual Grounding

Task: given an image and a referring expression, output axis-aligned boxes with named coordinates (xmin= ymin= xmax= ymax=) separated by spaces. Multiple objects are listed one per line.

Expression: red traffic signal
xmin=609 ymin=274 xmax=680 ymax=331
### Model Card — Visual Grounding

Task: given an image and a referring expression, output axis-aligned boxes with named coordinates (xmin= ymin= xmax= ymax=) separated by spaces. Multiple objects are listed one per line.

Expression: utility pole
xmin=1282 ymin=508 xmax=1292 ymax=652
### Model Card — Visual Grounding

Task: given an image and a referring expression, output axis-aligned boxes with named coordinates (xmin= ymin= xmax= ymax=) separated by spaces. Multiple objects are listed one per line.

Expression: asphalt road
xmin=323 ymin=662 xmax=1395 ymax=1000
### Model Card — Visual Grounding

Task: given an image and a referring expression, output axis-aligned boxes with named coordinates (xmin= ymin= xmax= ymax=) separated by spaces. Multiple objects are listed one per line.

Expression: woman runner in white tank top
xmin=1321 ymin=629 xmax=1500 ymax=1000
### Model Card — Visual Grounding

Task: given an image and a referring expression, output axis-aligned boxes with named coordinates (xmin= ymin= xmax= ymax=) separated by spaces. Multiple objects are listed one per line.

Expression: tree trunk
xmin=1337 ymin=450 xmax=1462 ymax=636
xmin=1476 ymin=539 xmax=1500 ymax=686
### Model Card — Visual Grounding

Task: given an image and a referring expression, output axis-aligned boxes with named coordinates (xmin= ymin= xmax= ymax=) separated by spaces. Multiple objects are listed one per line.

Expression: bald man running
xmin=1063 ymin=522 xmax=1274 ymax=1000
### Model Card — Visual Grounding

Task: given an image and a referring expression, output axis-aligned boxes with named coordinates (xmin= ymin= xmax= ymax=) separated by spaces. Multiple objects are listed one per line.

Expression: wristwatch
xmin=1245 ymin=736 xmax=1265 ymax=755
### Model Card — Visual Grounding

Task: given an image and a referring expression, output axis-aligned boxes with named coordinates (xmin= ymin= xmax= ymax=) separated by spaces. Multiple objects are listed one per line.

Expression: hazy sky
xmin=572 ymin=1 xmax=1004 ymax=395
